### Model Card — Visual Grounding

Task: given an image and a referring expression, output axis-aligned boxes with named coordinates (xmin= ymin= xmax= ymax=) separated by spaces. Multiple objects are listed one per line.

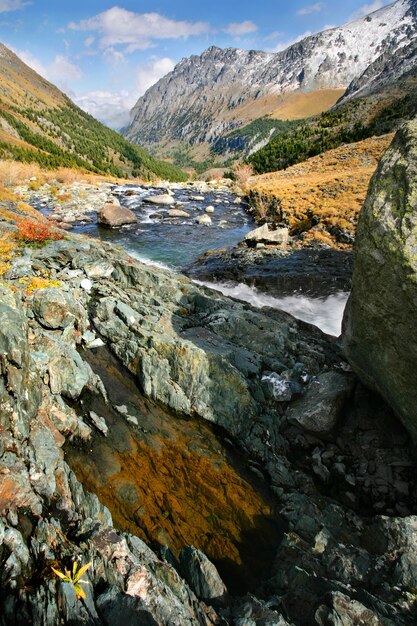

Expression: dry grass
xmin=269 ymin=88 xmax=345 ymax=121
xmin=0 ymin=161 xmax=43 ymax=187
xmin=233 ymin=162 xmax=254 ymax=190
xmin=249 ymin=134 xmax=393 ymax=248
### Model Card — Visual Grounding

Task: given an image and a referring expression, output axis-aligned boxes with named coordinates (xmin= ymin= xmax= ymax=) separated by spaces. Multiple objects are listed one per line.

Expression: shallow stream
xmin=60 ymin=183 xmax=349 ymax=335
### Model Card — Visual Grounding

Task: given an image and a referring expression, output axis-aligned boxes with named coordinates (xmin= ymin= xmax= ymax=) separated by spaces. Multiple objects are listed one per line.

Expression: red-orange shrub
xmin=15 ymin=218 xmax=64 ymax=244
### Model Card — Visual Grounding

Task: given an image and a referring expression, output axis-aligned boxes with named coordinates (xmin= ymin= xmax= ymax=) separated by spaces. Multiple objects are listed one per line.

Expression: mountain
xmin=124 ymin=0 xmax=417 ymax=160
xmin=247 ymin=63 xmax=417 ymax=174
xmin=0 ymin=43 xmax=186 ymax=181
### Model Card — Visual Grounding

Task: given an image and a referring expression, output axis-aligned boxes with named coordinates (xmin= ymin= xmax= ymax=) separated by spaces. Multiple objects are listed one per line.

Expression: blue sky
xmin=0 ymin=0 xmax=393 ymax=128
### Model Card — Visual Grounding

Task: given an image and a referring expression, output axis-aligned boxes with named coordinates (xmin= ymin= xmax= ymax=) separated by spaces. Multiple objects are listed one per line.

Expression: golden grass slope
xmin=268 ymin=88 xmax=346 ymax=121
xmin=249 ymin=133 xmax=394 ymax=248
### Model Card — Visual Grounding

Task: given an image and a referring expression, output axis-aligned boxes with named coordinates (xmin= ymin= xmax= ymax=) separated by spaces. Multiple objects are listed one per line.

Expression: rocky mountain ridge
xmin=125 ymin=0 xmax=417 ymax=156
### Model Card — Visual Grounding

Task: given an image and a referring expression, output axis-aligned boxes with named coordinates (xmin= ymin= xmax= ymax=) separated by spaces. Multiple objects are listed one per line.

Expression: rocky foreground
xmin=1 ymin=121 xmax=417 ymax=625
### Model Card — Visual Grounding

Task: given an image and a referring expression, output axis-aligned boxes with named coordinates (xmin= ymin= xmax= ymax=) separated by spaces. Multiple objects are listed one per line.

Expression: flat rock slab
xmin=143 ymin=194 xmax=174 ymax=205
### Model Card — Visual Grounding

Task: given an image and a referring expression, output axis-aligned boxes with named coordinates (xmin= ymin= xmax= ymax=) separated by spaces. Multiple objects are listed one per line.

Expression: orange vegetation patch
xmin=249 ymin=133 xmax=394 ymax=248
xmin=69 ymin=430 xmax=281 ymax=591
xmin=15 ymin=217 xmax=64 ymax=243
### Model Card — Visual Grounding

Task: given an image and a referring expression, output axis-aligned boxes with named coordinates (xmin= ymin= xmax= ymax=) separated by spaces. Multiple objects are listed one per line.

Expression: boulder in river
xmin=144 ymin=194 xmax=175 ymax=206
xmin=98 ymin=203 xmax=137 ymax=227
xmin=168 ymin=208 xmax=190 ymax=218
xmin=343 ymin=121 xmax=417 ymax=441
xmin=196 ymin=214 xmax=212 ymax=226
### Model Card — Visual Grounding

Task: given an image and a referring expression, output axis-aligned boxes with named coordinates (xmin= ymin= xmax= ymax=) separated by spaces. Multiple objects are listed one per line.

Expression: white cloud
xmin=224 ymin=21 xmax=258 ymax=37
xmin=297 ymin=2 xmax=325 ymax=16
xmin=269 ymin=31 xmax=313 ymax=53
xmin=72 ymin=90 xmax=136 ymax=129
xmin=265 ymin=30 xmax=284 ymax=42
xmin=84 ymin=36 xmax=95 ymax=47
xmin=349 ymin=0 xmax=390 ymax=20
xmin=0 ymin=0 xmax=30 ymax=13
xmin=135 ymin=57 xmax=175 ymax=95
xmin=69 ymin=7 xmax=209 ymax=53
xmin=73 ymin=57 xmax=176 ymax=130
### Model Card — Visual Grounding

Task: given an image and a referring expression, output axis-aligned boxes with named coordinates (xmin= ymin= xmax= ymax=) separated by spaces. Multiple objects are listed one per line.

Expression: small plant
xmin=15 ymin=218 xmax=64 ymax=244
xmin=18 ymin=276 xmax=61 ymax=293
xmin=51 ymin=561 xmax=92 ymax=600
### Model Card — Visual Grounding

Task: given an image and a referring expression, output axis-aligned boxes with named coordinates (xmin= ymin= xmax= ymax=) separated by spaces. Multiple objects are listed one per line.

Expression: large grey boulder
xmin=343 ymin=121 xmax=417 ymax=441
xmin=98 ymin=203 xmax=137 ymax=227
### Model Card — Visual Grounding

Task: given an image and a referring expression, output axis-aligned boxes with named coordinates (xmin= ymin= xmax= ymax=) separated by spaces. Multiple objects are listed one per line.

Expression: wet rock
xmin=245 ymin=224 xmax=289 ymax=246
xmin=196 ymin=215 xmax=212 ymax=226
xmin=98 ymin=203 xmax=138 ymax=227
xmin=144 ymin=194 xmax=175 ymax=206
xmin=186 ymin=246 xmax=353 ymax=299
xmin=168 ymin=209 xmax=190 ymax=218
xmin=285 ymin=372 xmax=355 ymax=435
xmin=343 ymin=121 xmax=417 ymax=441
xmin=180 ymin=546 xmax=227 ymax=602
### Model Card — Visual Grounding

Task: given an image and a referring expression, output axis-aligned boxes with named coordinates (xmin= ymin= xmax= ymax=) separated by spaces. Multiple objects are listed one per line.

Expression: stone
xmin=84 ymin=261 xmax=114 ymax=279
xmin=196 ymin=215 xmax=212 ymax=226
xmin=89 ymin=411 xmax=109 ymax=436
xmin=80 ymin=278 xmax=93 ymax=292
xmin=205 ymin=206 xmax=215 ymax=213
xmin=32 ymin=288 xmax=82 ymax=330
xmin=315 ymin=591 xmax=388 ymax=626
xmin=143 ymin=194 xmax=174 ymax=206
xmin=98 ymin=203 xmax=137 ymax=227
xmin=342 ymin=121 xmax=417 ymax=441
xmin=179 ymin=546 xmax=227 ymax=602
xmin=48 ymin=347 xmax=92 ymax=400
xmin=189 ymin=195 xmax=205 ymax=201
xmin=286 ymin=372 xmax=354 ymax=435
xmin=245 ymin=223 xmax=289 ymax=246
xmin=167 ymin=209 xmax=190 ymax=218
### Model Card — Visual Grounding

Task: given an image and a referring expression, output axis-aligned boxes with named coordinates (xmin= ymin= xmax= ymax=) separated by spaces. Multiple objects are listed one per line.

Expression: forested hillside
xmin=0 ymin=43 xmax=186 ymax=181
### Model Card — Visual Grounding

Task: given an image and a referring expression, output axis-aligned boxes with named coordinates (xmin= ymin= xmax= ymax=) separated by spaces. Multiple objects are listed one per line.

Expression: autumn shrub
xmin=15 ymin=218 xmax=64 ymax=244
xmin=0 ymin=233 xmax=16 ymax=261
xmin=232 ymin=162 xmax=254 ymax=189
xmin=18 ymin=276 xmax=61 ymax=293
